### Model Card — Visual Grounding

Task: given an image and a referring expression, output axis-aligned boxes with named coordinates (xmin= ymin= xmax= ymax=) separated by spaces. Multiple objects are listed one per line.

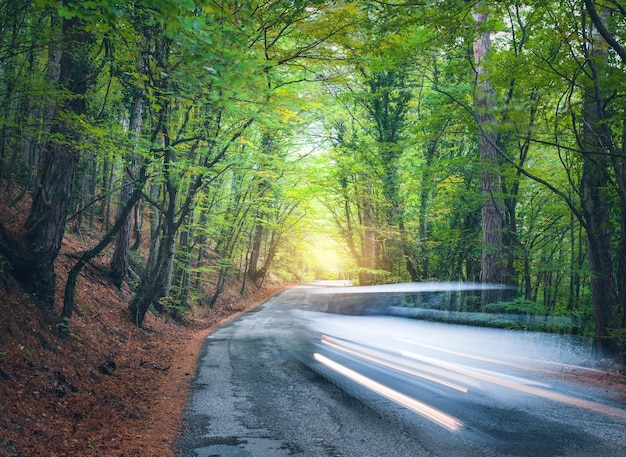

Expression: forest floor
xmin=0 ymin=196 xmax=285 ymax=457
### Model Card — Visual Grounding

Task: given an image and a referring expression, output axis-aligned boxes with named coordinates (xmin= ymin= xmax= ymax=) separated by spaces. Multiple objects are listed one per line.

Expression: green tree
xmin=0 ymin=2 xmax=99 ymax=309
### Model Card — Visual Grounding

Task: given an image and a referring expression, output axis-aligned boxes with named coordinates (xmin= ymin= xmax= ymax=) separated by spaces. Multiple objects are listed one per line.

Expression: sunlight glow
xmin=305 ymin=233 xmax=352 ymax=279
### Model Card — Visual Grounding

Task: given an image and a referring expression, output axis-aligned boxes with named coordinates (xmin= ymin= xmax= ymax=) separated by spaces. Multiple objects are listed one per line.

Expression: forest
xmin=0 ymin=0 xmax=625 ymax=363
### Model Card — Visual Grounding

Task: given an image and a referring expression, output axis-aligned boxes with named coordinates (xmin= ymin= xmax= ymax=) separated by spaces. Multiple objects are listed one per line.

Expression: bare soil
xmin=0 ymin=196 xmax=282 ymax=457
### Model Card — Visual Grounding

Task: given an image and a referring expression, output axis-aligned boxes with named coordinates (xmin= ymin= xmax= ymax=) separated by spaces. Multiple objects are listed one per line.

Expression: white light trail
xmin=395 ymin=338 xmax=608 ymax=376
xmin=400 ymin=350 xmax=626 ymax=420
xmin=321 ymin=335 xmax=469 ymax=393
xmin=313 ymin=353 xmax=464 ymax=431
xmin=395 ymin=338 xmax=522 ymax=367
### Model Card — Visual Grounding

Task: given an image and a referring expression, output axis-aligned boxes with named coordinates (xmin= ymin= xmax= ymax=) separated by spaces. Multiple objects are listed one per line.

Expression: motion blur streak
xmin=313 ymin=353 xmax=464 ymax=431
xmin=395 ymin=338 xmax=532 ymax=369
xmin=321 ymin=335 xmax=469 ymax=393
xmin=395 ymin=338 xmax=606 ymax=376
xmin=399 ymin=348 xmax=626 ymax=420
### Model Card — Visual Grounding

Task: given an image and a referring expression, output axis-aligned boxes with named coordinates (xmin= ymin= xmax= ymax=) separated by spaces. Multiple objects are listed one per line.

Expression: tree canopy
xmin=0 ymin=0 xmax=625 ymax=358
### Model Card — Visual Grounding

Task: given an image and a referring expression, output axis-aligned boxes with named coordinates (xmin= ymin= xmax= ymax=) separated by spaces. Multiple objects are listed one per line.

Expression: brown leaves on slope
xmin=0 ymin=199 xmax=278 ymax=457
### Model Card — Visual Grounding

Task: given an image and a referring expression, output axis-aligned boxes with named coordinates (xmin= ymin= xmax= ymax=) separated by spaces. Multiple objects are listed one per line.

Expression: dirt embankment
xmin=0 ymin=199 xmax=282 ymax=456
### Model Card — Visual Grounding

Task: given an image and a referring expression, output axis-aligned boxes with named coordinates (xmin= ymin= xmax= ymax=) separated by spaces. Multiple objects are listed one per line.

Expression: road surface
xmin=179 ymin=283 xmax=626 ymax=457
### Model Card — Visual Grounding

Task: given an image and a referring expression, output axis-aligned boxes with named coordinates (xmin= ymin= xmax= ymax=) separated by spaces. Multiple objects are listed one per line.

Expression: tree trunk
xmin=130 ymin=179 xmax=178 ymax=327
xmin=360 ymin=197 xmax=377 ymax=285
xmin=620 ymin=110 xmax=626 ymax=332
xmin=100 ymin=154 xmax=112 ymax=231
xmin=172 ymin=217 xmax=194 ymax=312
xmin=473 ymin=4 xmax=506 ymax=305
xmin=20 ymin=12 xmax=93 ymax=309
xmin=581 ymin=102 xmax=619 ymax=354
xmin=146 ymin=182 xmax=162 ymax=274
xmin=111 ymin=93 xmax=143 ymax=288
xmin=579 ymin=7 xmax=620 ymax=355
xmin=130 ymin=231 xmax=173 ymax=327
xmin=253 ymin=231 xmax=281 ymax=287
xmin=247 ymin=216 xmax=263 ymax=283
xmin=417 ymin=134 xmax=441 ymax=281
xmin=61 ymin=165 xmax=147 ymax=331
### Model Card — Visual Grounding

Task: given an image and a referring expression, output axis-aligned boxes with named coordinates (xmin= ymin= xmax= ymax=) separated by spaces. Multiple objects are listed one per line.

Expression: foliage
xmin=0 ymin=0 xmax=625 ymax=357
xmin=484 ymin=298 xmax=546 ymax=315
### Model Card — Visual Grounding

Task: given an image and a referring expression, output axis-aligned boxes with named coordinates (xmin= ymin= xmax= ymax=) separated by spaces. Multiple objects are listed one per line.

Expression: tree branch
xmin=583 ymin=0 xmax=626 ymax=67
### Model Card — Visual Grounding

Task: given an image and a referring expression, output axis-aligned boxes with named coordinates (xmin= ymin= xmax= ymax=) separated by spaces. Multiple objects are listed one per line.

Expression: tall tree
xmin=360 ymin=67 xmax=417 ymax=280
xmin=0 ymin=3 xmax=98 ymax=309
xmin=110 ymin=91 xmax=143 ymax=288
xmin=472 ymin=1 xmax=507 ymax=304
xmin=579 ymin=2 xmax=622 ymax=354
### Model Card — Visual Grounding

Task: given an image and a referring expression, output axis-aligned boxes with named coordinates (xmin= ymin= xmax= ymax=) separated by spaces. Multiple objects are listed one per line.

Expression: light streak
xmin=400 ymin=350 xmax=626 ymax=420
xmin=395 ymin=338 xmax=523 ymax=367
xmin=321 ymin=335 xmax=469 ymax=393
xmin=395 ymin=338 xmax=608 ymax=376
xmin=313 ymin=353 xmax=464 ymax=431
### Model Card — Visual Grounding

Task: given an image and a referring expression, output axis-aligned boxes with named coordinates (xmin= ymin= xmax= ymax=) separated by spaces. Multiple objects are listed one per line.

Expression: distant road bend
xmin=179 ymin=282 xmax=626 ymax=457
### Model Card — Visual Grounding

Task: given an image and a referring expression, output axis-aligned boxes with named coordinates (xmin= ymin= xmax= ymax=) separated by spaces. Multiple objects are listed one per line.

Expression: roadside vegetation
xmin=1 ymin=1 xmax=626 ymax=453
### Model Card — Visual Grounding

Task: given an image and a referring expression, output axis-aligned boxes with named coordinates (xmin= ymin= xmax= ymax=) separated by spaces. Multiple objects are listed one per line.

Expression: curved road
xmin=179 ymin=283 xmax=626 ymax=457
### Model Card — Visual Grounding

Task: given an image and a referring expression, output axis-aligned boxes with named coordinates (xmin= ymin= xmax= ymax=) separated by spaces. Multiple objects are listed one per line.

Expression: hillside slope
xmin=0 ymin=200 xmax=280 ymax=457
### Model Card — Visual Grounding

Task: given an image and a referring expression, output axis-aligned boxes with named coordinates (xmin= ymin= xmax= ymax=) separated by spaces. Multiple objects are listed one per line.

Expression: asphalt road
xmin=178 ymin=283 xmax=626 ymax=457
